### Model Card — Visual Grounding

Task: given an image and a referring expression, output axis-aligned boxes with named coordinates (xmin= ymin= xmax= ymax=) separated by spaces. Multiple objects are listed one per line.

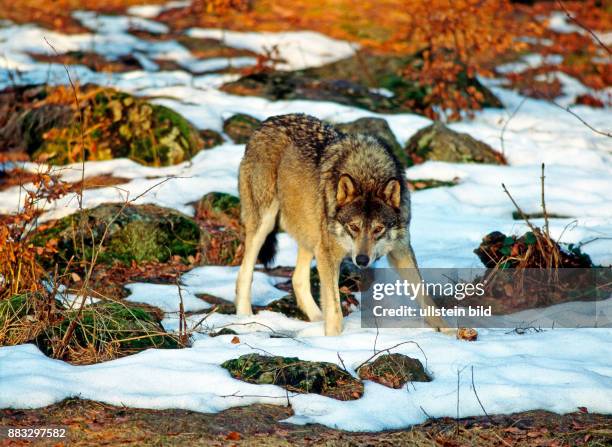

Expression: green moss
xmin=199 ymin=192 xmax=240 ymax=217
xmin=357 ymin=353 xmax=431 ymax=388
xmin=0 ymin=294 xmax=29 ymax=322
xmin=38 ymin=301 xmax=180 ymax=357
xmin=223 ymin=113 xmax=261 ymax=144
xmin=198 ymin=129 xmax=224 ymax=149
xmin=222 ymin=354 xmax=363 ymax=400
xmin=405 ymin=122 xmax=506 ymax=165
xmin=28 ymin=86 xmax=204 ymax=166
xmin=1 ymin=293 xmax=178 ymax=360
xmin=107 ymin=221 xmax=168 ymax=264
xmin=33 ymin=203 xmax=201 ymax=267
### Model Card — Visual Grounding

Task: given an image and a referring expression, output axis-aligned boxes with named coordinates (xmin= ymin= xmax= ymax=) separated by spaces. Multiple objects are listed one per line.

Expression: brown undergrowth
xmin=2 ymin=399 xmax=610 ymax=446
xmin=468 ymin=164 xmax=605 ymax=314
xmin=0 ymin=160 xmax=184 ymax=365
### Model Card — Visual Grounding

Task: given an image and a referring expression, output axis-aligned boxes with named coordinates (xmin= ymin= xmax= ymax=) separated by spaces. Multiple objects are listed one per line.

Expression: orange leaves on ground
xmin=189 ymin=0 xmax=251 ymax=15
xmin=391 ymin=0 xmax=529 ymax=120
xmin=226 ymin=431 xmax=241 ymax=441
xmin=0 ymin=0 xmax=166 ymax=33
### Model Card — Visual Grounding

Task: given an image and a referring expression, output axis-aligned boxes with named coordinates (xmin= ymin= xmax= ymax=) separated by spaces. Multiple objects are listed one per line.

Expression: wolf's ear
xmin=337 ymin=174 xmax=358 ymax=206
xmin=382 ymin=179 xmax=401 ymax=209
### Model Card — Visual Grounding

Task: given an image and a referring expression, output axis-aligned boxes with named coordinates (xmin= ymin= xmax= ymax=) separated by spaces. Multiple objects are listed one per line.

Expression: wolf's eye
xmin=373 ymin=225 xmax=385 ymax=236
xmin=348 ymin=223 xmax=360 ymax=233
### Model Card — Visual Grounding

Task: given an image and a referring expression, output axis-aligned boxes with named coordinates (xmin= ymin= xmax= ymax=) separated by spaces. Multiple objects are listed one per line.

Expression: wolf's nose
xmin=355 ymin=255 xmax=370 ymax=267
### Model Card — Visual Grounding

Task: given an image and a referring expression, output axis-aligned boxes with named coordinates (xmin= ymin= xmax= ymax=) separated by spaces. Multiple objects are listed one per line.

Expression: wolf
xmin=235 ymin=114 xmax=451 ymax=336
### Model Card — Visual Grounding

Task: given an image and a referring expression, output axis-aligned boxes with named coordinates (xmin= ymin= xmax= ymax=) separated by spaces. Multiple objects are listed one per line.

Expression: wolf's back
xmin=246 ymin=114 xmax=341 ymax=164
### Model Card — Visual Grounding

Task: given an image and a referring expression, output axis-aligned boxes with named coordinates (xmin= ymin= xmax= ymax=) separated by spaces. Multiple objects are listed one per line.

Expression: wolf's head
xmin=332 ymin=174 xmax=406 ymax=268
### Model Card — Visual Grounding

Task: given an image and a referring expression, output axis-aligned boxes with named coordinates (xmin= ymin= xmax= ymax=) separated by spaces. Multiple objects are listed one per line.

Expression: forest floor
xmin=0 ymin=1 xmax=611 ymax=445
xmin=2 ymin=399 xmax=611 ymax=446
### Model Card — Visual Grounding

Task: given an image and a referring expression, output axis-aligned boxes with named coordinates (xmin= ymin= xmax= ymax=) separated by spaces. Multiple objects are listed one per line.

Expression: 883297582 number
xmin=2 ymin=426 xmax=68 ymax=439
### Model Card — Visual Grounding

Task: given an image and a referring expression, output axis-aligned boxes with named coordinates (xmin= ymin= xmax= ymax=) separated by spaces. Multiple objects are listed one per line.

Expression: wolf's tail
xmin=257 ymin=227 xmax=278 ymax=269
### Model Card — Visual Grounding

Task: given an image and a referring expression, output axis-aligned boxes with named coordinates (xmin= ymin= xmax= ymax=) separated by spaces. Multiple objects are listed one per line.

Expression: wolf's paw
xmin=324 ymin=318 xmax=343 ymax=336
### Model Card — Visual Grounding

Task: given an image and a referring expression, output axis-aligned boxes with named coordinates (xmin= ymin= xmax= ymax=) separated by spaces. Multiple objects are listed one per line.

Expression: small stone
xmin=404 ymin=122 xmax=506 ymax=166
xmin=357 ymin=353 xmax=431 ymax=388
xmin=209 ymin=328 xmax=238 ymax=337
xmin=223 ymin=113 xmax=261 ymax=144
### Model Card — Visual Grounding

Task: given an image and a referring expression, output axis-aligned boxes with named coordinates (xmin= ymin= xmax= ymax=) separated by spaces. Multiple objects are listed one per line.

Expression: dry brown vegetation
xmin=1 ymin=1 xmax=609 ymax=119
xmin=0 ymin=166 xmax=185 ymax=364
xmin=2 ymin=399 xmax=610 ymax=446
xmin=0 ymin=0 xmax=165 ymax=32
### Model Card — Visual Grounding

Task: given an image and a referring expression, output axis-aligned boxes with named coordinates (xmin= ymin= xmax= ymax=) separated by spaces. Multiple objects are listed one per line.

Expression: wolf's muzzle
xmin=355 ymin=254 xmax=370 ymax=268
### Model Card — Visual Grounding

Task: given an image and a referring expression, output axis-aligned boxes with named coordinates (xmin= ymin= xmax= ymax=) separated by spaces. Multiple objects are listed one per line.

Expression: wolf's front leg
xmin=293 ymin=246 xmax=323 ymax=321
xmin=315 ymin=250 xmax=342 ymax=336
xmin=387 ymin=243 xmax=456 ymax=335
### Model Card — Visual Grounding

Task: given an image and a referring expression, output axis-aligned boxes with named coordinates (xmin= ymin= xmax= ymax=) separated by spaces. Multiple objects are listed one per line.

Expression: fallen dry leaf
xmin=457 ymin=327 xmax=478 ymax=341
xmin=226 ymin=431 xmax=241 ymax=441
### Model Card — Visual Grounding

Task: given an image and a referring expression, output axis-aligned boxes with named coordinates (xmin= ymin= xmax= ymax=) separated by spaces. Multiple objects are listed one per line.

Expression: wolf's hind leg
xmin=235 ymin=202 xmax=279 ymax=315
xmin=292 ymin=246 xmax=323 ymax=322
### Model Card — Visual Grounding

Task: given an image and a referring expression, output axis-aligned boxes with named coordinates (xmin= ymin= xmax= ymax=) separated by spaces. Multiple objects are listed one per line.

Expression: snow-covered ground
xmin=0 ymin=6 xmax=611 ymax=431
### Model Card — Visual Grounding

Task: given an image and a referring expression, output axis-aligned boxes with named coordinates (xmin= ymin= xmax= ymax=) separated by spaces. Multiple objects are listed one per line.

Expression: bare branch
xmin=471 ymin=365 xmax=490 ymax=420
xmin=500 ymin=97 xmax=527 ymax=157
xmin=540 ymin=163 xmax=550 ymax=238
xmin=355 ymin=340 xmax=428 ymax=372
xmin=501 ymin=183 xmax=537 ymax=234
xmin=555 ymin=0 xmax=611 ymax=56
xmin=550 ymin=100 xmax=611 ymax=138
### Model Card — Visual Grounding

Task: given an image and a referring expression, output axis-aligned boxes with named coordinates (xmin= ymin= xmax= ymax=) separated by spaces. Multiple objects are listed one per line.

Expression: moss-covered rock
xmin=33 ymin=203 xmax=201 ymax=266
xmin=196 ymin=192 xmax=241 ymax=220
xmin=38 ymin=301 xmax=180 ymax=364
xmin=194 ymin=192 xmax=244 ymax=265
xmin=1 ymin=293 xmax=178 ymax=363
xmin=209 ymin=327 xmax=238 ymax=337
xmin=220 ymin=51 xmax=502 ymax=117
xmin=357 ymin=353 xmax=431 ymax=388
xmin=199 ymin=129 xmax=224 ymax=149
xmin=264 ymin=295 xmax=309 ymax=320
xmin=222 ymin=113 xmax=261 ymax=144
xmin=404 ymin=122 xmax=506 ymax=166
xmin=221 ymin=72 xmax=399 ymax=114
xmin=222 ymin=354 xmax=364 ymax=400
xmin=334 ymin=117 xmax=409 ymax=167
xmin=0 ymin=85 xmax=205 ymax=166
